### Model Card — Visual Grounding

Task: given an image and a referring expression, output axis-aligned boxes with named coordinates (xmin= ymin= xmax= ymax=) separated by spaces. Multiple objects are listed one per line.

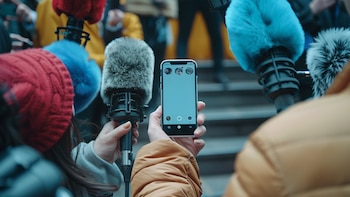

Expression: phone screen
xmin=161 ymin=59 xmax=198 ymax=136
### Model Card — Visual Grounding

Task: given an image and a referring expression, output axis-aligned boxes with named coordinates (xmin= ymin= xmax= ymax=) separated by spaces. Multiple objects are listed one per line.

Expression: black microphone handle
xmin=121 ymin=125 xmax=133 ymax=197
xmin=107 ymin=91 xmax=146 ymax=197
xmin=121 ymin=123 xmax=133 ymax=183
xmin=256 ymin=47 xmax=300 ymax=113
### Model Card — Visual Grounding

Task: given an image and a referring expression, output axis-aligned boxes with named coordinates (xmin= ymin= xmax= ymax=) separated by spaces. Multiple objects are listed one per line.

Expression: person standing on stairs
xmin=176 ymin=0 xmax=230 ymax=86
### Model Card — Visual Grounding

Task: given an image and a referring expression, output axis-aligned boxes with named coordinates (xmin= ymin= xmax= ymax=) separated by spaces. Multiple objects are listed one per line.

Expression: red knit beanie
xmin=0 ymin=49 xmax=74 ymax=153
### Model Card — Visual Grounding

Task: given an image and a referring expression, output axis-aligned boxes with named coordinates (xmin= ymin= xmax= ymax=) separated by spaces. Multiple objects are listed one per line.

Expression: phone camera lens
xmin=175 ymin=68 xmax=183 ymax=75
xmin=164 ymin=68 xmax=172 ymax=75
xmin=186 ymin=68 xmax=193 ymax=74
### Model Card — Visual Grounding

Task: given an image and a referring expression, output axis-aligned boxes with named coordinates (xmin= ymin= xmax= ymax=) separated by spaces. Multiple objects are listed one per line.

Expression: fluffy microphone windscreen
xmin=100 ymin=37 xmax=155 ymax=105
xmin=307 ymin=28 xmax=350 ymax=97
xmin=44 ymin=40 xmax=101 ymax=114
xmin=225 ymin=0 xmax=305 ymax=73
xmin=52 ymin=0 xmax=106 ymax=24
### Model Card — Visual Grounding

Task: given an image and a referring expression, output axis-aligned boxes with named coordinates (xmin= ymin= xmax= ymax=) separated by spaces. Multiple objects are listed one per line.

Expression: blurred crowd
xmin=1 ymin=0 xmax=350 ymax=196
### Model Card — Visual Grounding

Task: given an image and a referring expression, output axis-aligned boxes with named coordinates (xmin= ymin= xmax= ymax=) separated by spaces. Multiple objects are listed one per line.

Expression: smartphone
xmin=160 ymin=59 xmax=198 ymax=137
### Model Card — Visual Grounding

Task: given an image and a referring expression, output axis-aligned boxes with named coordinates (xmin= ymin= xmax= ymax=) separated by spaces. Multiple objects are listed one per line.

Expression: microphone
xmin=52 ymin=0 xmax=106 ymax=46
xmin=100 ymin=37 xmax=154 ymax=195
xmin=225 ymin=0 xmax=305 ymax=112
xmin=306 ymin=27 xmax=350 ymax=98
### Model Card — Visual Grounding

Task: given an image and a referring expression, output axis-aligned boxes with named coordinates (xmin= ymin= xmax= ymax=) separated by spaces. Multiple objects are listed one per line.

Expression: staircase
xmin=133 ymin=59 xmax=277 ymax=197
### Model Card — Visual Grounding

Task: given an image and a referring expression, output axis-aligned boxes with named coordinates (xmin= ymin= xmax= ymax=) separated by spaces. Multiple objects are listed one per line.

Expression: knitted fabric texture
xmin=0 ymin=49 xmax=74 ymax=152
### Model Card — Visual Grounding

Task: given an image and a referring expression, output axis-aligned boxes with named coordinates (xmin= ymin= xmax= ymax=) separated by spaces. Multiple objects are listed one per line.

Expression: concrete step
xmin=196 ymin=60 xmax=258 ymax=84
xmin=201 ymin=173 xmax=233 ymax=197
xmin=137 ymin=105 xmax=276 ymax=141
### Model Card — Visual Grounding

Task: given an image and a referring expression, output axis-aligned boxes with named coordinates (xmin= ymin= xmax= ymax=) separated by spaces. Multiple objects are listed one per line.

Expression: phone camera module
xmin=175 ymin=67 xmax=183 ymax=75
xmin=185 ymin=67 xmax=193 ymax=75
xmin=164 ymin=68 xmax=172 ymax=75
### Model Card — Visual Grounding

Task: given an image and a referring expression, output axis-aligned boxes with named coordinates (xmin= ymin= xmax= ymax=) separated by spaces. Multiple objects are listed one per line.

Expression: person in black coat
xmin=287 ymin=0 xmax=350 ymax=101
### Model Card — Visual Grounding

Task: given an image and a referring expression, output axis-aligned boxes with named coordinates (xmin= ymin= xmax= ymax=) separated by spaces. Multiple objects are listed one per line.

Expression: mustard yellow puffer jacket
xmin=34 ymin=0 xmax=143 ymax=68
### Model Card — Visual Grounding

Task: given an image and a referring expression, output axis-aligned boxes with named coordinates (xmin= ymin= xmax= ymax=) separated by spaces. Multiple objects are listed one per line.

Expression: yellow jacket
xmin=34 ymin=0 xmax=143 ymax=68
xmin=132 ymin=62 xmax=350 ymax=196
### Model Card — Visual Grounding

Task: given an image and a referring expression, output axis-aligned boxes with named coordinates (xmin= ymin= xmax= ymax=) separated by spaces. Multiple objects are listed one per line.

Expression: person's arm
xmin=120 ymin=12 xmax=143 ymax=40
xmin=103 ymin=8 xmax=124 ymax=45
xmin=287 ymin=0 xmax=334 ymax=35
xmin=72 ymin=120 xmax=139 ymax=187
xmin=132 ymin=140 xmax=202 ymax=197
xmin=131 ymin=102 xmax=206 ymax=197
xmin=309 ymin=0 xmax=336 ymax=15
xmin=342 ymin=0 xmax=350 ymax=14
xmin=72 ymin=141 xmax=124 ymax=185
xmin=34 ymin=0 xmax=65 ymax=47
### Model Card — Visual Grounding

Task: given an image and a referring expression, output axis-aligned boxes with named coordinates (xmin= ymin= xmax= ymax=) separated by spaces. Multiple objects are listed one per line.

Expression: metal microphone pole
xmin=107 ymin=91 xmax=146 ymax=197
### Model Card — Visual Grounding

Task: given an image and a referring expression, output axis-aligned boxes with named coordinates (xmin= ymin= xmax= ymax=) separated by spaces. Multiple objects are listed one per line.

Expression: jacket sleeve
xmin=71 ymin=141 xmax=124 ymax=187
xmin=121 ymin=13 xmax=144 ymax=40
xmin=286 ymin=0 xmax=328 ymax=35
xmin=131 ymin=139 xmax=202 ymax=197
xmin=223 ymin=133 xmax=286 ymax=197
xmin=103 ymin=12 xmax=144 ymax=45
xmin=34 ymin=0 xmax=65 ymax=48
xmin=34 ymin=0 xmax=106 ymax=68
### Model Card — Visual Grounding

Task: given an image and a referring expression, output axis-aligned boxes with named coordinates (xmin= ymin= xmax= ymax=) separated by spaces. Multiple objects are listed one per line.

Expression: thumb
xmin=148 ymin=106 xmax=169 ymax=142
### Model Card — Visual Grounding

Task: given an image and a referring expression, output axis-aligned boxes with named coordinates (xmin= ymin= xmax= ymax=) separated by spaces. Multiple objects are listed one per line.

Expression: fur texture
xmin=225 ymin=0 xmax=305 ymax=73
xmin=52 ymin=0 xmax=106 ymax=24
xmin=101 ymin=37 xmax=155 ymax=105
xmin=44 ymin=39 xmax=101 ymax=114
xmin=307 ymin=28 xmax=350 ymax=98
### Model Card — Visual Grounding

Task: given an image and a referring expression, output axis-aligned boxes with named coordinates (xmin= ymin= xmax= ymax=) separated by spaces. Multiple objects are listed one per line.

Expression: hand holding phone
xmin=147 ymin=101 xmax=207 ymax=156
xmin=160 ymin=59 xmax=198 ymax=137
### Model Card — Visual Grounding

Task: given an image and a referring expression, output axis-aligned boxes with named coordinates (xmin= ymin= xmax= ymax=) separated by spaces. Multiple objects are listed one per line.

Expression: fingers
xmin=132 ymin=127 xmax=139 ymax=145
xmin=99 ymin=121 xmax=120 ymax=134
xmin=99 ymin=121 xmax=131 ymax=142
xmin=197 ymin=101 xmax=206 ymax=112
xmin=197 ymin=112 xmax=205 ymax=126
xmin=194 ymin=139 xmax=205 ymax=152
xmin=194 ymin=124 xmax=206 ymax=138
xmin=197 ymin=101 xmax=206 ymax=125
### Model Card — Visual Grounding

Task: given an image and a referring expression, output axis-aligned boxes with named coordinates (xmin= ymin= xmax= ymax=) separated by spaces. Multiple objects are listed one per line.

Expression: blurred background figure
xmin=125 ymin=0 xmax=178 ymax=113
xmin=287 ymin=0 xmax=350 ymax=101
xmin=176 ymin=0 xmax=230 ymax=85
xmin=0 ymin=0 xmax=37 ymax=51
xmin=0 ymin=18 xmax=12 ymax=53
